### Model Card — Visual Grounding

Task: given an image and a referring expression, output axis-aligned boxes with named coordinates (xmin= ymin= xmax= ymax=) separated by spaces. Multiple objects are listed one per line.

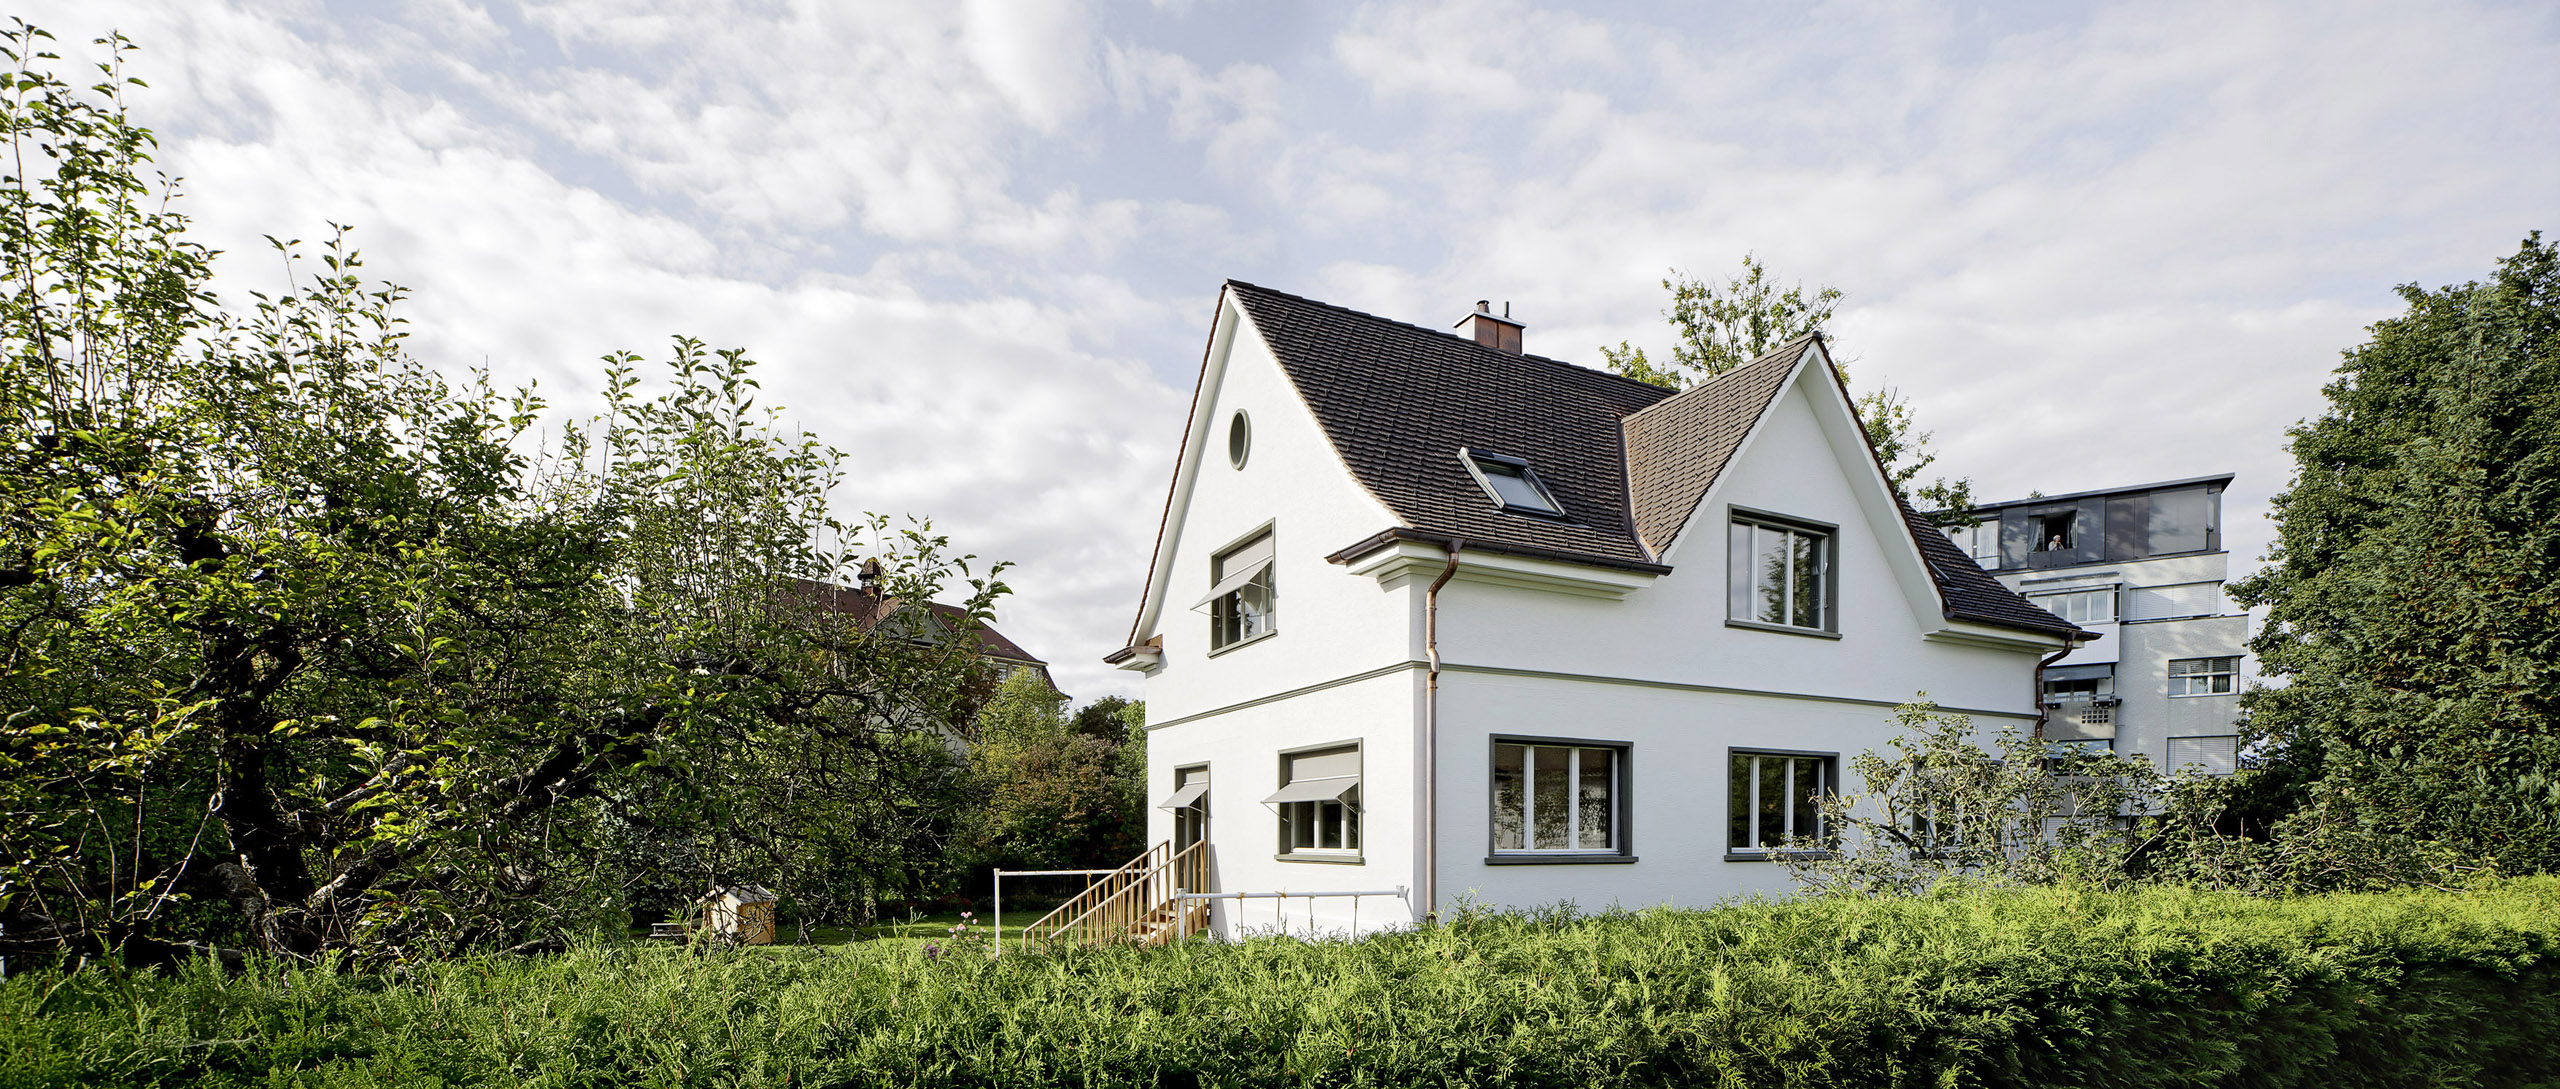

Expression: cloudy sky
xmin=27 ymin=0 xmax=2557 ymax=699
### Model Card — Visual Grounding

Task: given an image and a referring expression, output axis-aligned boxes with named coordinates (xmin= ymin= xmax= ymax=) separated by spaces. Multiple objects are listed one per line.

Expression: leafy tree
xmin=1601 ymin=254 xmax=1972 ymax=520
xmin=2229 ymin=233 xmax=2560 ymax=878
xmin=1598 ymin=254 xmax=1841 ymax=385
xmin=959 ymin=673 xmax=1145 ymax=879
xmin=0 ymin=25 xmax=1004 ymax=962
xmin=1783 ymin=701 xmax=2172 ymax=896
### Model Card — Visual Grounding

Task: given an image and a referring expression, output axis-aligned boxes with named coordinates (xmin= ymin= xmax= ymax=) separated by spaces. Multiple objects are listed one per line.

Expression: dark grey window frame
xmin=1726 ymin=506 xmax=1842 ymax=638
xmin=1724 ymin=746 xmax=1840 ymax=862
xmin=1204 ymin=521 xmax=1278 ymax=656
xmin=1483 ymin=734 xmax=1637 ymax=865
xmin=1226 ymin=410 xmax=1251 ymax=470
xmin=1458 ymin=447 xmax=1570 ymax=520
xmin=1273 ymin=739 xmax=1363 ymax=864
xmin=1169 ymin=762 xmax=1210 ymax=851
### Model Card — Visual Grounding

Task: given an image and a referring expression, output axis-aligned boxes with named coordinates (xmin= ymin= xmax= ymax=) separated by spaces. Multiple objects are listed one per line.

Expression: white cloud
xmin=18 ymin=0 xmax=2555 ymax=698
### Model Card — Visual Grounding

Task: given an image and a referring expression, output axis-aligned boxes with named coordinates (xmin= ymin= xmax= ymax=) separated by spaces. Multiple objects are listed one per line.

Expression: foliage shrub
xmin=4 ymin=880 xmax=2554 ymax=1088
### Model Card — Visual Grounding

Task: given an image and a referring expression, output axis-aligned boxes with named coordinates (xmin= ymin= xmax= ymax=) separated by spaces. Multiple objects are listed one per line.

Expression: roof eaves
xmin=1965 ymin=473 xmax=2237 ymax=514
xmin=1324 ymin=526 xmax=1675 ymax=576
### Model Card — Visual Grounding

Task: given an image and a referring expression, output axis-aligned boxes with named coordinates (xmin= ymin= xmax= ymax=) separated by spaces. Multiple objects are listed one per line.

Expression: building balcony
xmin=2044 ymin=698 xmax=2117 ymax=741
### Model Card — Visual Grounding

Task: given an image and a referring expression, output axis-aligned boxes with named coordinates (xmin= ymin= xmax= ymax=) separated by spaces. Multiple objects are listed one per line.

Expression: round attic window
xmin=1227 ymin=411 xmax=1251 ymax=469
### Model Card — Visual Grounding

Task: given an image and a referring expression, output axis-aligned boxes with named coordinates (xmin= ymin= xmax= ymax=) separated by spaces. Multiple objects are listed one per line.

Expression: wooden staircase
xmin=1019 ymin=840 xmax=1209 ymax=951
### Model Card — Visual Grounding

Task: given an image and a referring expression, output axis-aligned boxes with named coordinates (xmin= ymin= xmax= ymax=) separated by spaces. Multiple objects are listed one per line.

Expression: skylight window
xmin=1461 ymin=448 xmax=1566 ymax=517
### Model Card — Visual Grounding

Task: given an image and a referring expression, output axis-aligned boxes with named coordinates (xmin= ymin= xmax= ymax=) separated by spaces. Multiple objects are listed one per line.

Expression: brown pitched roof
xmin=1622 ymin=336 xmax=1814 ymax=555
xmin=1899 ymin=499 xmax=2084 ymax=636
xmin=1190 ymin=281 xmax=2078 ymax=640
xmin=788 ymin=578 xmax=1052 ymax=671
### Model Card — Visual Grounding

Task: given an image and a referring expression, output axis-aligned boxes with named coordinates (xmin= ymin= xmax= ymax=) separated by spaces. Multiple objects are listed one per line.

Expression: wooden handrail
xmin=1020 ymin=842 xmax=1162 ymax=948
xmin=1018 ymin=840 xmax=1209 ymax=951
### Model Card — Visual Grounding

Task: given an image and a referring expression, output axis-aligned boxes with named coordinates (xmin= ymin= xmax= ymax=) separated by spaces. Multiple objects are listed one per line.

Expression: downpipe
xmin=2032 ymin=639 xmax=2078 ymax=744
xmin=1423 ymin=538 xmax=1463 ymax=924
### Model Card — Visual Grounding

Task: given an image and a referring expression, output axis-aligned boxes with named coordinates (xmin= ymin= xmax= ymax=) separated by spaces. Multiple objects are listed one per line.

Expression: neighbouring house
xmin=1941 ymin=476 xmax=2249 ymax=773
xmin=1043 ymin=281 xmax=2090 ymax=945
xmin=795 ymin=559 xmax=1056 ymax=696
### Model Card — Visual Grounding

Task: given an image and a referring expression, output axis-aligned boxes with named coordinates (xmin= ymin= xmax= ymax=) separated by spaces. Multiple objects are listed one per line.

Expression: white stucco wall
xmin=1137 ymin=303 xmax=1411 ymax=728
xmin=1137 ymin=302 xmax=1427 ymax=935
xmin=1145 ymin=670 xmax=1422 ymax=937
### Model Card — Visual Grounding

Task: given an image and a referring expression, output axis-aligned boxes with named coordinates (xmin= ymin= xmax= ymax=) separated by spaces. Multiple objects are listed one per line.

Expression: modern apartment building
xmin=1942 ymin=475 xmax=2248 ymax=773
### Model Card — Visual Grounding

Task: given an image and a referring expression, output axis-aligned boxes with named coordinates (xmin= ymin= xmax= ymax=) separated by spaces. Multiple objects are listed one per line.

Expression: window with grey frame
xmin=1728 ymin=514 xmax=1834 ymax=632
xmin=1158 ymin=764 xmax=1210 ymax=852
xmin=1490 ymin=741 xmax=1624 ymax=857
xmin=1265 ymin=744 xmax=1359 ymax=857
xmin=1198 ymin=529 xmax=1275 ymax=651
xmin=1727 ymin=750 xmax=1834 ymax=856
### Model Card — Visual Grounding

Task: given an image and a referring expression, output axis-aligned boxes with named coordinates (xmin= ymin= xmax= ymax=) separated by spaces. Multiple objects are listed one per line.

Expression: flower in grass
xmin=923 ymin=942 xmax=941 ymax=960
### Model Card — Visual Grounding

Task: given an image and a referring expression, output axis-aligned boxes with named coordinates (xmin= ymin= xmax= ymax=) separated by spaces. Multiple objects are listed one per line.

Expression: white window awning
xmin=1190 ymin=557 xmax=1272 ymax=611
xmin=1155 ymin=781 xmax=1209 ymax=810
xmin=1261 ymin=776 xmax=1358 ymax=806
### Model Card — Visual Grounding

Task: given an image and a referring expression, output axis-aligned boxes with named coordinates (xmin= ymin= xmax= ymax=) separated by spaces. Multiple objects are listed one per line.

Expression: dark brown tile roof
xmin=1899 ymin=500 xmax=2085 ymax=637
xmin=1230 ymin=281 xmax=1669 ymax=568
xmin=1622 ymin=336 xmax=1813 ymax=555
xmin=1212 ymin=280 xmax=2080 ymax=641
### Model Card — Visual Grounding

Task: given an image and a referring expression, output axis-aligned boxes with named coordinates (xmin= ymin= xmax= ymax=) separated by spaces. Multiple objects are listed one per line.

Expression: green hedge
xmin=6 ymin=880 xmax=2556 ymax=1087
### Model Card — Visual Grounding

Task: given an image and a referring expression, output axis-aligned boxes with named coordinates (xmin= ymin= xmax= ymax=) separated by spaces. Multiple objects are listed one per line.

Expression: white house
xmin=1081 ymin=282 xmax=2085 ymax=942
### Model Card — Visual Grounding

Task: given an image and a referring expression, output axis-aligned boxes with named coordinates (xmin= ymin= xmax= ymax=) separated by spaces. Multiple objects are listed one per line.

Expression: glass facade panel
xmin=1727 ymin=752 xmax=1751 ymax=851
xmin=1577 ymin=748 xmax=1613 ymax=850
xmin=1754 ymin=524 xmax=1789 ymax=624
xmin=1756 ymin=756 xmax=1786 ymax=849
xmin=1790 ymin=532 xmax=1823 ymax=628
xmin=1492 ymin=744 xmax=1525 ymax=851
xmin=1533 ymin=745 xmax=1571 ymax=849
xmin=1728 ymin=521 xmax=1754 ymax=619
xmin=1791 ymin=758 xmax=1822 ymax=844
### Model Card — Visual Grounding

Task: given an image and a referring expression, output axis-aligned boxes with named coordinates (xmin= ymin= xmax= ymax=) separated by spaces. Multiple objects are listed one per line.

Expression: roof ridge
xmin=1223 ymin=278 xmax=1677 ymax=407
xmin=1621 ymin=334 xmax=1820 ymax=428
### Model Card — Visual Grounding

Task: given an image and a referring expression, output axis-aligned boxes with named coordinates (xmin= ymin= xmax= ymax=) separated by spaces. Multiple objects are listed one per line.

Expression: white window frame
xmin=2167 ymin=656 xmax=2240 ymax=697
xmin=1726 ymin=749 xmax=1835 ymax=859
xmin=1270 ymin=742 xmax=1361 ymax=862
xmin=1487 ymin=737 xmax=1632 ymax=863
xmin=2030 ymin=588 xmax=2117 ymax=624
xmin=1727 ymin=509 xmax=1838 ymax=636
